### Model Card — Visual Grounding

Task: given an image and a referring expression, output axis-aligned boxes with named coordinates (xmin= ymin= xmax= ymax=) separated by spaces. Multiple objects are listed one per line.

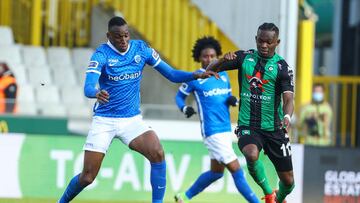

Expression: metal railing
xmin=0 ymin=0 xmax=91 ymax=47
xmin=0 ymin=0 xmax=240 ymax=121
xmin=313 ymin=76 xmax=360 ymax=147
xmin=0 ymin=0 xmax=238 ymax=68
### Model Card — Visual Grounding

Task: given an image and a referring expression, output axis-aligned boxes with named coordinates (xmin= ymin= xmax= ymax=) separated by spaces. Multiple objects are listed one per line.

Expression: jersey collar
xmin=107 ymin=40 xmax=131 ymax=55
xmin=255 ymin=50 xmax=277 ymax=60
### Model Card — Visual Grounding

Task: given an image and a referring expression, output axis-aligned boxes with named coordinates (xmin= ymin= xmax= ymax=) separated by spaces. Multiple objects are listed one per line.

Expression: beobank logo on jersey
xmin=108 ymin=71 xmax=141 ymax=81
xmin=203 ymin=88 xmax=231 ymax=97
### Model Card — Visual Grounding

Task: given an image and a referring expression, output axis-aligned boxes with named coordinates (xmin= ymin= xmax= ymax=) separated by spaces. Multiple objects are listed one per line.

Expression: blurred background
xmin=0 ymin=0 xmax=359 ymax=203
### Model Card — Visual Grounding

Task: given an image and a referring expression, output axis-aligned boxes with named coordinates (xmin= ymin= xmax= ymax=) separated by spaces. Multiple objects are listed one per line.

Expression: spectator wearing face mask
xmin=299 ymin=83 xmax=333 ymax=146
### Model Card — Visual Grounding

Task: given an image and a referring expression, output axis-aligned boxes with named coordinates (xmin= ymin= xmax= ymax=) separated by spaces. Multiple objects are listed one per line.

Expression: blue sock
xmin=185 ymin=171 xmax=223 ymax=199
xmin=232 ymin=169 xmax=260 ymax=203
xmin=151 ymin=161 xmax=166 ymax=203
xmin=58 ymin=174 xmax=85 ymax=203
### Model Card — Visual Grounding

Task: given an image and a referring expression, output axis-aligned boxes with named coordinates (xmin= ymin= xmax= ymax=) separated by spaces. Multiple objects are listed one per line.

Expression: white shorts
xmin=83 ymin=115 xmax=152 ymax=153
xmin=203 ymin=132 xmax=238 ymax=165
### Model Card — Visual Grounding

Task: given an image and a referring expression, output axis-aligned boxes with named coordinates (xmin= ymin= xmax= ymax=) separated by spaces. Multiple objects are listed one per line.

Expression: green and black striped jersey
xmin=224 ymin=50 xmax=294 ymax=131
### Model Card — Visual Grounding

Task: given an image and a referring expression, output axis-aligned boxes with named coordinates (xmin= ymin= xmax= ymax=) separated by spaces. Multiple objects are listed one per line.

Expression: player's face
xmin=199 ymin=48 xmax=217 ymax=68
xmin=255 ymin=30 xmax=280 ymax=58
xmin=107 ymin=25 xmax=130 ymax=52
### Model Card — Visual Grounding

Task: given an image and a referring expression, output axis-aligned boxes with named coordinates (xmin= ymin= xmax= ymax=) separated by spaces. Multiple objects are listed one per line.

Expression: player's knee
xmin=244 ymin=151 xmax=259 ymax=162
xmin=80 ymin=172 xmax=96 ymax=186
xmin=282 ymin=175 xmax=294 ymax=186
xmin=241 ymin=145 xmax=259 ymax=162
xmin=148 ymin=146 xmax=164 ymax=162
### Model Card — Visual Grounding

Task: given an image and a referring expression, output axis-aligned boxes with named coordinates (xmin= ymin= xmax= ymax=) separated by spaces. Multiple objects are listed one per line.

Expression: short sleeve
xmin=178 ymin=82 xmax=194 ymax=96
xmin=86 ymin=51 xmax=106 ymax=75
xmin=144 ymin=46 xmax=162 ymax=67
xmin=277 ymin=60 xmax=294 ymax=93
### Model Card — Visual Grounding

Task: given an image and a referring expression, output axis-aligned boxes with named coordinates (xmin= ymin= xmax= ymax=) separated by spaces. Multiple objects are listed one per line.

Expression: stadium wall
xmin=191 ymin=0 xmax=298 ymax=68
xmin=0 ymin=120 xmax=304 ymax=203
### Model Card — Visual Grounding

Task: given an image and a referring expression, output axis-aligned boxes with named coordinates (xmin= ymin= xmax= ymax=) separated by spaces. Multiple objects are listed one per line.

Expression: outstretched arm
xmin=154 ymin=60 xmax=218 ymax=83
xmin=206 ymin=52 xmax=242 ymax=72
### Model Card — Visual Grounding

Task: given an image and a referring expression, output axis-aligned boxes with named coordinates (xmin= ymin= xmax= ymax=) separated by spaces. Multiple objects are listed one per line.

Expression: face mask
xmin=312 ymin=92 xmax=324 ymax=102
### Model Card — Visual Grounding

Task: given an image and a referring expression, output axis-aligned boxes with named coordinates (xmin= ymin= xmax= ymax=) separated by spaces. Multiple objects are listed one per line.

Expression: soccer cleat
xmin=261 ymin=191 xmax=276 ymax=203
xmin=174 ymin=192 xmax=189 ymax=203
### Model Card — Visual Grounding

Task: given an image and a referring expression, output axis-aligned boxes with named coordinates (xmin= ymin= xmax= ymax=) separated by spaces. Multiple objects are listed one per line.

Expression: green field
xmin=0 ymin=199 xmax=175 ymax=203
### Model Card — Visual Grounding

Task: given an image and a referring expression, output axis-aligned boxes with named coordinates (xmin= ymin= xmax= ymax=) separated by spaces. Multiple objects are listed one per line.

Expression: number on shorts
xmin=280 ymin=142 xmax=291 ymax=157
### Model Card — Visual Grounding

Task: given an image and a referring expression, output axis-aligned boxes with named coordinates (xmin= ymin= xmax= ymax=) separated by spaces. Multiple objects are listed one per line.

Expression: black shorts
xmin=236 ymin=126 xmax=293 ymax=172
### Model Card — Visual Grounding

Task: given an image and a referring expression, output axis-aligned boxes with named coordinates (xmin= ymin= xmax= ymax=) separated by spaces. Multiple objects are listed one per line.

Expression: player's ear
xmin=277 ymin=39 xmax=281 ymax=45
xmin=106 ymin=32 xmax=110 ymax=39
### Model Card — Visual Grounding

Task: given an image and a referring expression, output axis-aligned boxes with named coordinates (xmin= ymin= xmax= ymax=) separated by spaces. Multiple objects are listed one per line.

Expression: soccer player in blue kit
xmin=58 ymin=17 xmax=217 ymax=203
xmin=174 ymin=37 xmax=259 ymax=203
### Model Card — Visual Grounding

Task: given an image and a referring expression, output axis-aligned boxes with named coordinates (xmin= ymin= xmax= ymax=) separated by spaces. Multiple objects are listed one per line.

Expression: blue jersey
xmin=177 ymin=69 xmax=232 ymax=137
xmin=86 ymin=40 xmax=161 ymax=117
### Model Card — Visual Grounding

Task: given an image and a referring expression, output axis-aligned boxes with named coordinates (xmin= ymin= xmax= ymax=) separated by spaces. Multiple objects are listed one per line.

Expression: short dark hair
xmin=192 ymin=36 xmax=222 ymax=62
xmin=108 ymin=16 xmax=127 ymax=31
xmin=258 ymin=23 xmax=279 ymax=36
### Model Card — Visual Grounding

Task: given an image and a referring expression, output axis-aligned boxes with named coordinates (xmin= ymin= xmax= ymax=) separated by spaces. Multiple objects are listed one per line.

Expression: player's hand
xmin=193 ymin=70 xmax=219 ymax=79
xmin=223 ymin=52 xmax=237 ymax=61
xmin=280 ymin=114 xmax=291 ymax=133
xmin=226 ymin=95 xmax=238 ymax=106
xmin=182 ymin=106 xmax=196 ymax=118
xmin=96 ymin=90 xmax=109 ymax=104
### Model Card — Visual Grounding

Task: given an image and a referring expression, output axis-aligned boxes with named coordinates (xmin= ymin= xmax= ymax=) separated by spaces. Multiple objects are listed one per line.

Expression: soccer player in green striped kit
xmin=206 ymin=23 xmax=294 ymax=203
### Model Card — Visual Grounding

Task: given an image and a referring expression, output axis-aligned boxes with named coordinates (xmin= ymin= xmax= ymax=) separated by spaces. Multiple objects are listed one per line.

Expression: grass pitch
xmin=0 ymin=199 xmax=174 ymax=203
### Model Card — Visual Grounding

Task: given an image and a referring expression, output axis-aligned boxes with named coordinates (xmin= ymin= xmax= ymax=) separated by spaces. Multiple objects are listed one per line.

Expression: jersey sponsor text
xmin=108 ymin=71 xmax=141 ymax=81
xmin=203 ymin=88 xmax=231 ymax=97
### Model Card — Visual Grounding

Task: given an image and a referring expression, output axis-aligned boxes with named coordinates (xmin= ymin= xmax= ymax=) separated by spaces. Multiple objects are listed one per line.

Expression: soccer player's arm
xmin=225 ymin=72 xmax=238 ymax=106
xmin=144 ymin=47 xmax=194 ymax=82
xmin=175 ymin=83 xmax=191 ymax=110
xmin=279 ymin=61 xmax=295 ymax=130
xmin=145 ymin=47 xmax=217 ymax=82
xmin=175 ymin=83 xmax=196 ymax=118
xmin=206 ymin=50 xmax=246 ymax=72
xmin=84 ymin=51 xmax=105 ymax=99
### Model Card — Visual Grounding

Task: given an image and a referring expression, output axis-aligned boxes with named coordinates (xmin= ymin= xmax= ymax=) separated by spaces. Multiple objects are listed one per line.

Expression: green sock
xmin=276 ymin=181 xmax=295 ymax=202
xmin=247 ymin=160 xmax=273 ymax=195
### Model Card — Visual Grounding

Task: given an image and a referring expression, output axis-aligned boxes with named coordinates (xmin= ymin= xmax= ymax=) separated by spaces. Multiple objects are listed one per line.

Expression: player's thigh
xmin=262 ymin=130 xmax=293 ymax=172
xmin=82 ymin=150 xmax=105 ymax=176
xmin=84 ymin=116 xmax=117 ymax=154
xmin=236 ymin=126 xmax=263 ymax=160
xmin=224 ymin=159 xmax=241 ymax=173
xmin=204 ymin=132 xmax=238 ymax=166
xmin=129 ymin=130 xmax=164 ymax=162
xmin=117 ymin=115 xmax=153 ymax=146
xmin=117 ymin=115 xmax=163 ymax=160
xmin=210 ymin=159 xmax=226 ymax=173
